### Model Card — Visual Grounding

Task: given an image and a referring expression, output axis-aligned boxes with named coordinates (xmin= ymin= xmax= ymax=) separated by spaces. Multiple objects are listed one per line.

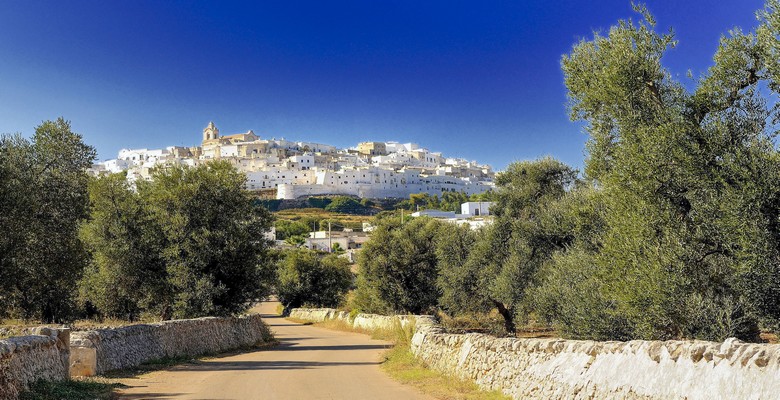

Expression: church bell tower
xmin=203 ymin=121 xmax=220 ymax=142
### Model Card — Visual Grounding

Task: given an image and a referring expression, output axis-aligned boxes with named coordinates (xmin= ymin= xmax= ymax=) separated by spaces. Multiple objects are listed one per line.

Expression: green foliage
xmin=80 ymin=161 xmax=275 ymax=319
xmin=256 ymin=199 xmax=283 ymax=211
xmin=398 ymin=191 xmax=475 ymax=212
xmin=439 ymin=192 xmax=469 ymax=212
xmin=275 ymin=219 xmax=311 ymax=240
xmin=307 ymin=196 xmax=333 ymax=209
xmin=78 ymin=173 xmax=167 ymax=321
xmin=276 ymin=249 xmax=353 ymax=309
xmin=435 ymin=223 xmax=483 ymax=316
xmin=324 ymin=196 xmax=370 ymax=214
xmin=457 ymin=158 xmax=578 ymax=333
xmin=355 ymin=217 xmax=442 ymax=314
xmin=331 ymin=242 xmax=345 ymax=254
xmin=0 ymin=118 xmax=96 ymax=322
xmin=356 ymin=158 xmax=575 ymax=334
xmin=535 ymin=1 xmax=780 ymax=341
xmin=284 ymin=234 xmax=307 ymax=246
xmin=355 ymin=2 xmax=780 ymax=343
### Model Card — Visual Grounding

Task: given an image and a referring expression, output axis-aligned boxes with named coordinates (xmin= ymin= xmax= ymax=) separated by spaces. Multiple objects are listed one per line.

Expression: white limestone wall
xmin=0 ymin=328 xmax=70 ymax=400
xmin=70 ymin=314 xmax=272 ymax=376
xmin=290 ymin=307 xmax=780 ymax=400
xmin=288 ymin=308 xmax=418 ymax=331
xmin=288 ymin=308 xmax=351 ymax=323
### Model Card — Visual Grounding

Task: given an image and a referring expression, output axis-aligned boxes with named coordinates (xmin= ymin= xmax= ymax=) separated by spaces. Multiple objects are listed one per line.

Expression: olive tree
xmin=276 ymin=249 xmax=353 ymax=310
xmin=355 ymin=217 xmax=443 ymax=314
xmin=437 ymin=158 xmax=577 ymax=334
xmin=543 ymin=1 xmax=780 ymax=341
xmin=80 ymin=161 xmax=276 ymax=319
xmin=0 ymin=118 xmax=95 ymax=322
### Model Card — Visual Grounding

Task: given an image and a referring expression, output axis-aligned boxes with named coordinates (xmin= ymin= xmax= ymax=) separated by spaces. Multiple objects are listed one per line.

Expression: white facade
xmin=461 ymin=202 xmax=494 ymax=217
xmin=304 ymin=231 xmax=370 ymax=252
xmin=409 ymin=202 xmax=495 ymax=231
xmin=91 ymin=123 xmax=496 ymax=199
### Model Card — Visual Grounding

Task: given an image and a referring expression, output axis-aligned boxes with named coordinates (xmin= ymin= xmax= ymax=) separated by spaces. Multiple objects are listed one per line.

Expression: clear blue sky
xmin=0 ymin=0 xmax=767 ymax=170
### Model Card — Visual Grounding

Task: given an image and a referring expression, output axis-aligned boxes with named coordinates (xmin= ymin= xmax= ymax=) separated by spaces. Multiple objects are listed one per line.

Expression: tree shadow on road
xmin=273 ymin=342 xmax=390 ymax=351
xmin=119 ymin=392 xmax=186 ymax=399
xmin=169 ymin=359 xmax=382 ymax=371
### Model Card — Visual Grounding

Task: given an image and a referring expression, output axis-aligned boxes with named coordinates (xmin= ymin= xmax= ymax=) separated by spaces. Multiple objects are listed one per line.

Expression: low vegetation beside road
xmin=20 ymin=378 xmax=120 ymax=400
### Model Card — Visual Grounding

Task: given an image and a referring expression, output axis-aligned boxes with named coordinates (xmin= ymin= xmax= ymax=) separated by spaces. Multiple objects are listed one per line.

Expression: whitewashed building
xmin=91 ymin=122 xmax=496 ymax=199
xmin=409 ymin=202 xmax=495 ymax=230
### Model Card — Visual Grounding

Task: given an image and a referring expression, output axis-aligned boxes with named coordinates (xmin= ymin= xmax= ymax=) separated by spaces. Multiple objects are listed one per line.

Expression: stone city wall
xmin=276 ymin=182 xmax=487 ymax=200
xmin=70 ymin=314 xmax=271 ymax=376
xmin=291 ymin=307 xmax=780 ymax=400
xmin=0 ymin=328 xmax=69 ymax=400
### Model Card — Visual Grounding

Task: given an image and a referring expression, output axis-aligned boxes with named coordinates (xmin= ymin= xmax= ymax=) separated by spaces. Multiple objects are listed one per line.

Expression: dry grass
xmin=274 ymin=208 xmax=372 ymax=224
xmin=381 ymin=343 xmax=509 ymax=400
xmin=288 ymin=316 xmax=510 ymax=400
xmin=760 ymin=332 xmax=778 ymax=344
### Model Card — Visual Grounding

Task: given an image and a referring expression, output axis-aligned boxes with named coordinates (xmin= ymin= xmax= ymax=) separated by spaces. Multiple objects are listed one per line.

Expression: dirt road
xmin=117 ymin=301 xmax=430 ymax=399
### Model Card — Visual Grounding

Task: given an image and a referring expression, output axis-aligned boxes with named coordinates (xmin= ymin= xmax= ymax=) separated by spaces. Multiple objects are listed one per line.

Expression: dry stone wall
xmin=289 ymin=308 xmax=417 ymax=331
xmin=0 ymin=328 xmax=70 ymax=400
xmin=288 ymin=308 xmax=350 ymax=323
xmin=70 ymin=314 xmax=271 ymax=376
xmin=291 ymin=307 xmax=780 ymax=400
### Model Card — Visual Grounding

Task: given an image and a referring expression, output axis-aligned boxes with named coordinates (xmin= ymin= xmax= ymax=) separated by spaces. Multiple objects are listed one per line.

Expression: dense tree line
xmin=259 ymin=196 xmax=375 ymax=214
xmin=80 ymin=162 xmax=276 ymax=320
xmin=355 ymin=1 xmax=780 ymax=342
xmin=396 ymin=191 xmax=495 ymax=213
xmin=0 ymin=121 xmax=277 ymax=322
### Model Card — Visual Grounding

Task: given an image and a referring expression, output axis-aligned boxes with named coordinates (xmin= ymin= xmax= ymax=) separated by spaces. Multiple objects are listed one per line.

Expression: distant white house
xmin=461 ymin=202 xmax=493 ymax=217
xmin=304 ymin=231 xmax=370 ymax=252
xmin=409 ymin=202 xmax=495 ymax=230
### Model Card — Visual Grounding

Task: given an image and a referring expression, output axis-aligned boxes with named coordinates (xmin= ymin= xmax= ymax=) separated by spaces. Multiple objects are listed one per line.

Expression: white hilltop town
xmin=90 ymin=122 xmax=496 ymax=200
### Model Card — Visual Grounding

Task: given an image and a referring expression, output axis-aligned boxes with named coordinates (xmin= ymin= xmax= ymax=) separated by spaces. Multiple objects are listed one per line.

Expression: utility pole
xmin=328 ymin=221 xmax=332 ymax=253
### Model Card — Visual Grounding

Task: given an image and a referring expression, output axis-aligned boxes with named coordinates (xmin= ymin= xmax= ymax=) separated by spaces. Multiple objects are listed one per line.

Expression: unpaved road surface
xmin=117 ymin=301 xmax=430 ymax=399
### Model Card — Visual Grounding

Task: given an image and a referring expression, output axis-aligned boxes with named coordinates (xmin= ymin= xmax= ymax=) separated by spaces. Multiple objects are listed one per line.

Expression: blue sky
xmin=0 ymin=0 xmax=767 ymax=170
